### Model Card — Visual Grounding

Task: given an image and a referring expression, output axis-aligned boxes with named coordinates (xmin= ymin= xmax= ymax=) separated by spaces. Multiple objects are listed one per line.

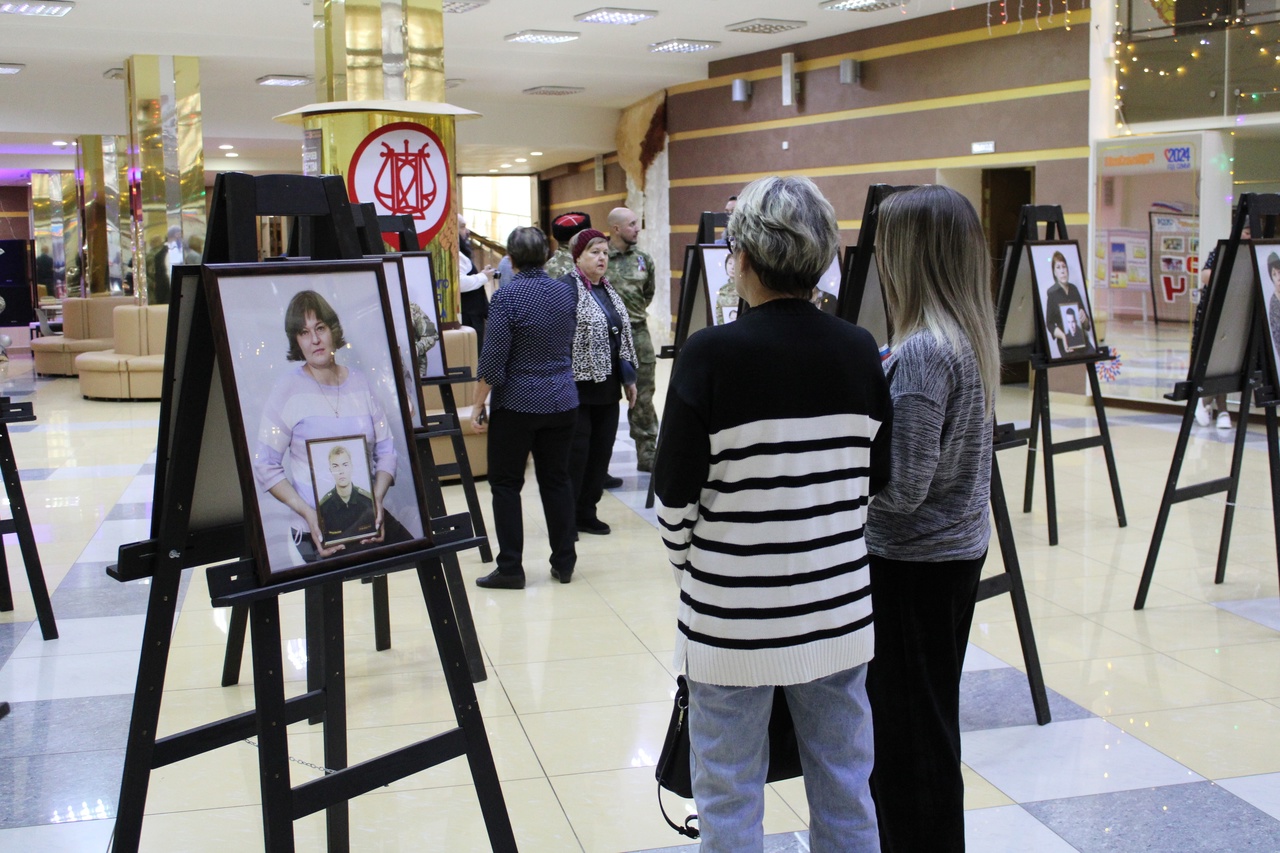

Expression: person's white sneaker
xmin=1216 ymin=411 xmax=1232 ymax=430
xmin=1195 ymin=399 xmax=1212 ymax=427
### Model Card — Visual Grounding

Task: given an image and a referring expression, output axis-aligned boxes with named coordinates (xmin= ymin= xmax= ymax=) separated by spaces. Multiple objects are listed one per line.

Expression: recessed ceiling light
xmin=821 ymin=0 xmax=896 ymax=10
xmin=574 ymin=7 xmax=657 ymax=25
xmin=500 ymin=163 xmax=512 ymax=169
xmin=103 ymin=67 xmax=124 ymax=80
xmin=726 ymin=18 xmax=807 ymax=34
xmin=489 ymin=169 xmax=498 ymax=173
xmin=505 ymin=30 xmax=580 ymax=44
xmin=445 ymin=78 xmax=465 ymax=89
xmin=0 ymin=63 xmax=24 ymax=75
xmin=514 ymin=158 xmax=528 ymax=163
xmin=443 ymin=0 xmax=489 ymax=11
xmin=522 ymin=85 xmax=586 ymax=96
xmin=649 ymin=39 xmax=720 ymax=53
xmin=0 ymin=1 xmax=74 ymax=17
xmin=530 ymin=151 xmax=544 ymax=156
xmin=256 ymin=75 xmax=312 ymax=87
xmin=218 ymin=144 xmax=234 ymax=150
xmin=51 ymin=140 xmax=68 ymax=147
xmin=226 ymin=152 xmax=240 ymax=158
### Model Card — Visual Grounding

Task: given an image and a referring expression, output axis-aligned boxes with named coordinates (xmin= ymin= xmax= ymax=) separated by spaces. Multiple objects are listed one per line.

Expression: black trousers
xmin=486 ymin=407 xmax=577 ymax=578
xmin=866 ymin=551 xmax=986 ymax=853
xmin=568 ymin=401 xmax=619 ymax=523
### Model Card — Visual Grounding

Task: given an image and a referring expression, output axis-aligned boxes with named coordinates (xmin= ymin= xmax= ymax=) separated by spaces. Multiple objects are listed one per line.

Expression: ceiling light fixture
xmin=226 ymin=152 xmax=240 ymax=158
xmin=649 ymin=39 xmax=720 ymax=53
xmin=443 ymin=0 xmax=489 ymax=11
xmin=500 ymin=163 xmax=512 ymax=169
xmin=522 ymin=85 xmax=585 ymax=96
xmin=218 ymin=144 xmax=234 ymax=150
xmin=256 ymin=75 xmax=312 ymax=87
xmin=530 ymin=151 xmax=543 ymax=156
xmin=0 ymin=1 xmax=74 ymax=17
xmin=821 ymin=0 xmax=896 ymax=11
xmin=0 ymin=63 xmax=25 ymax=75
xmin=574 ymin=7 xmax=657 ymax=25
xmin=103 ymin=67 xmax=124 ymax=80
xmin=51 ymin=140 xmax=69 ymax=147
xmin=505 ymin=30 xmax=580 ymax=44
xmin=726 ymin=18 xmax=807 ymax=34
xmin=514 ymin=158 xmax=528 ymax=163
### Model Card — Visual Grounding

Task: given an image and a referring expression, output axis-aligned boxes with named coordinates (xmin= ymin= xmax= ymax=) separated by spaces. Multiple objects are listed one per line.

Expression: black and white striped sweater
xmin=653 ymin=299 xmax=892 ymax=687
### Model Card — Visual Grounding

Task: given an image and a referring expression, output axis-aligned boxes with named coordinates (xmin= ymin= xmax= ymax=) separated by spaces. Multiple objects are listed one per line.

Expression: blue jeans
xmin=687 ymin=665 xmax=879 ymax=852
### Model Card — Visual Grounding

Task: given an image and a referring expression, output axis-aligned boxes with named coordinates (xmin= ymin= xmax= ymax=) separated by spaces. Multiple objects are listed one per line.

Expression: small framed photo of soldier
xmin=1028 ymin=241 xmax=1100 ymax=362
xmin=308 ymin=436 xmax=378 ymax=548
xmin=698 ymin=244 xmax=739 ymax=325
xmin=399 ymin=252 xmax=445 ymax=379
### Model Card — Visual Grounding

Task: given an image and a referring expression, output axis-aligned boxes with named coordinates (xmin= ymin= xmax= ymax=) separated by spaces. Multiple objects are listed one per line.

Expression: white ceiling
xmin=0 ymin=0 xmax=976 ymax=185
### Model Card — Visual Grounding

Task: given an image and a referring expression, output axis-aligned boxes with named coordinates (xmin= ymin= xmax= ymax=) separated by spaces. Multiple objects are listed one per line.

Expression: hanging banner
xmin=1150 ymin=212 xmax=1200 ymax=322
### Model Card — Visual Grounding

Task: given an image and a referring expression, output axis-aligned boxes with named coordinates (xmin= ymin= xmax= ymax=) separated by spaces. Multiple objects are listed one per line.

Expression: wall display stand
xmin=1134 ymin=193 xmax=1280 ymax=609
xmin=0 ymin=396 xmax=57 ymax=640
xmin=108 ymin=257 xmax=513 ymax=853
xmin=996 ymin=205 xmax=1126 ymax=545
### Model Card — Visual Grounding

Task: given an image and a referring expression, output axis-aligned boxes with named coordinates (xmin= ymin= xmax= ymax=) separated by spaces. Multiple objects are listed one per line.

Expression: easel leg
xmin=437 ymin=554 xmax=487 ymax=683
xmin=416 ymin=559 xmax=516 ymax=851
xmin=441 ymin=384 xmax=493 ymax=563
xmin=306 ymin=586 xmax=324 ymax=726
xmin=250 ymin=597 xmax=297 ymax=853
xmin=1216 ymin=391 xmax=1253 ymax=584
xmin=372 ymin=575 xmax=391 ymax=652
xmin=1038 ymin=373 xmax=1060 ymax=546
xmin=221 ymin=604 xmax=249 ymax=686
xmin=112 ymin=564 xmax=185 ymax=852
xmin=1022 ymin=370 xmax=1042 ymax=514
xmin=1088 ymin=368 xmax=1127 ymax=529
xmin=1135 ymin=399 xmax=1199 ymax=609
xmin=991 ymin=456 xmax=1050 ymax=725
xmin=0 ymin=423 xmax=56 ymax=639
xmin=320 ymin=581 xmax=350 ymax=852
xmin=0 ymin=545 xmax=11 ymax=612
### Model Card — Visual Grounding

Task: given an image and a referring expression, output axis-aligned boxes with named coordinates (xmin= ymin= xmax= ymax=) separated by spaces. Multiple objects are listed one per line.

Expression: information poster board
xmin=1095 ymin=228 xmax=1149 ymax=290
xmin=1150 ymin=212 xmax=1199 ymax=322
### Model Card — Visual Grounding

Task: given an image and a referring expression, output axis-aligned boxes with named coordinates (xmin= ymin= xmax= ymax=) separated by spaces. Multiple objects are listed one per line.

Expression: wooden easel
xmin=109 ymin=246 xmax=514 ymax=853
xmin=1134 ymin=193 xmax=1280 ymax=609
xmin=0 ymin=396 xmax=57 ymax=640
xmin=996 ymin=205 xmax=1126 ymax=545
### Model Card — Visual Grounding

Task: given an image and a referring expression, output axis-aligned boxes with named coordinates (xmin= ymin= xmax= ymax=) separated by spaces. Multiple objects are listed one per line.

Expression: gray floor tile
xmin=960 ymin=667 xmax=1094 ymax=732
xmin=51 ymin=583 xmax=153 ymax=618
xmin=1024 ymin=781 xmax=1280 ymax=852
xmin=55 ymin=561 xmax=123 ymax=590
xmin=0 ymin=620 xmax=30 ymax=668
xmin=16 ymin=467 xmax=56 ymax=481
xmin=0 ymin=749 xmax=125 ymax=829
xmin=0 ymin=695 xmax=134 ymax=759
xmin=104 ymin=502 xmax=153 ymax=522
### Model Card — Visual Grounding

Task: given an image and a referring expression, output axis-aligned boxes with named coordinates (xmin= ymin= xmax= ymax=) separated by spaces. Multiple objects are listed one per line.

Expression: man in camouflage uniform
xmin=606 ymin=207 xmax=658 ymax=471
xmin=545 ymin=211 xmax=592 ymax=280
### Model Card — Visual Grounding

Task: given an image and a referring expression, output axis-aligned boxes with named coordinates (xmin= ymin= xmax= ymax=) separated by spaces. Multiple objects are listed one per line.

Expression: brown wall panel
xmin=541 ymin=157 xmax=629 ymax=247
xmin=1030 ymin=159 xmax=1090 ymax=214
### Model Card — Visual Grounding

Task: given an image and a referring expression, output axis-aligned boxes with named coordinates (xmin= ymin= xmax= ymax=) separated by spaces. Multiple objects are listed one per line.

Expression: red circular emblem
xmin=347 ymin=122 xmax=451 ymax=246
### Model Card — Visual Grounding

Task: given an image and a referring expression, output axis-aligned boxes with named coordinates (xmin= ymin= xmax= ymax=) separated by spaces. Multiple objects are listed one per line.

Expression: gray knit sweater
xmin=866 ymin=330 xmax=992 ymax=561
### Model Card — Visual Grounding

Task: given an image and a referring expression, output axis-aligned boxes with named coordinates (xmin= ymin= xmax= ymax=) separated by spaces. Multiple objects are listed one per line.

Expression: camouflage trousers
xmin=629 ymin=322 xmax=658 ymax=469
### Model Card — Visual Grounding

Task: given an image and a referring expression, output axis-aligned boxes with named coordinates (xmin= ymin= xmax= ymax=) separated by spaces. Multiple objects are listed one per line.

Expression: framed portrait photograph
xmin=1253 ymin=241 xmax=1280 ymax=389
xmin=810 ymin=253 xmax=841 ymax=315
xmin=307 ymin=435 xmax=378 ymax=548
xmin=698 ymin=244 xmax=738 ymax=325
xmin=1028 ymin=241 xmax=1100 ymax=362
xmin=202 ymin=260 xmax=430 ymax=584
xmin=375 ymin=256 xmax=421 ymax=427
xmin=399 ymin=252 xmax=445 ymax=380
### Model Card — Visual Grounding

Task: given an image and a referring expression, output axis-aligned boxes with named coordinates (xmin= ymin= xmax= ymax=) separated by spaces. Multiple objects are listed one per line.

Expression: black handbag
xmin=655 ymin=675 xmax=804 ymax=839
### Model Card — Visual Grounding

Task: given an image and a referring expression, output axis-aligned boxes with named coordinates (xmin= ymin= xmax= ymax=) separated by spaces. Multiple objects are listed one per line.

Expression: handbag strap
xmin=657 ymin=783 xmax=700 ymax=840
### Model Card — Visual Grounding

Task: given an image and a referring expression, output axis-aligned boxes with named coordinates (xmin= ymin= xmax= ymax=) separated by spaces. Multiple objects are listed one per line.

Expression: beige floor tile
xmin=495 ymin=652 xmax=675 ymax=715
xmin=520 ymin=700 xmax=673 ymax=776
xmin=970 ymin=613 xmax=1151 ymax=665
xmin=1170 ymin=640 xmax=1280 ymax=700
xmin=1022 ymin=570 xmax=1201 ymax=614
xmin=1089 ymin=603 xmax=1280 ymax=652
xmin=1041 ymin=652 xmax=1253 ymax=716
xmin=475 ymin=612 xmax=648 ymax=666
xmin=963 ymin=764 xmax=1016 ymax=810
xmin=1108 ymin=700 xmax=1280 ymax=779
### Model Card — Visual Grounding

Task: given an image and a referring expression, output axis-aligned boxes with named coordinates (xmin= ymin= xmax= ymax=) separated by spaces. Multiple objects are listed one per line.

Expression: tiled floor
xmin=2 ymin=327 xmax=1280 ymax=851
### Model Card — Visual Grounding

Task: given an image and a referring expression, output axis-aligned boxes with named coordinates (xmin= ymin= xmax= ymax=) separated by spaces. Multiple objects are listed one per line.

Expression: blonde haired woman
xmin=865 ymin=184 xmax=1000 ymax=853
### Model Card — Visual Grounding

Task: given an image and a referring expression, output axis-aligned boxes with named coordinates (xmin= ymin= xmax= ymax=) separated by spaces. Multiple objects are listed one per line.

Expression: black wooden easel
xmin=982 ymin=423 xmax=1051 ymax=724
xmin=109 ymin=265 xmax=514 ymax=852
xmin=1134 ymin=193 xmax=1280 ymax=609
xmin=836 ymin=182 xmax=916 ymax=340
xmin=997 ymin=205 xmax=1126 ymax=545
xmin=0 ymin=396 xmax=57 ymax=640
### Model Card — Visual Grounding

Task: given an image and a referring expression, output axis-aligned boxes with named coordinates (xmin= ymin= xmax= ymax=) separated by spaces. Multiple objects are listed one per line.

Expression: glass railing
xmin=1116 ymin=7 xmax=1280 ymax=124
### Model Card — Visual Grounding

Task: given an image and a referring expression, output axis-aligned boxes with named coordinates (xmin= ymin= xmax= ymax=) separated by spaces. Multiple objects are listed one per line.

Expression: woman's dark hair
xmin=1050 ymin=251 xmax=1069 ymax=277
xmin=285 ymin=290 xmax=346 ymax=361
xmin=506 ymin=226 xmax=550 ymax=270
xmin=1269 ymin=252 xmax=1280 ymax=279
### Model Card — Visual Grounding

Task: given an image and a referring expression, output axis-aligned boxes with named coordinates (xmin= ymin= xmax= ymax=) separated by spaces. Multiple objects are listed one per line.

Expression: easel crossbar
xmin=291 ymin=728 xmax=469 ymax=818
xmin=152 ymin=691 xmax=325 ymax=768
xmin=1048 ymin=436 xmax=1106 ymax=455
xmin=976 ymin=574 xmax=1013 ymax=601
xmin=1170 ymin=477 xmax=1234 ymax=503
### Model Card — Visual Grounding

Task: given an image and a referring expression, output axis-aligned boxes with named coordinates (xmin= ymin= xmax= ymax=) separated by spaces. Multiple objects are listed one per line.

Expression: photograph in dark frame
xmin=1254 ymin=240 xmax=1280 ymax=392
xmin=399 ymin=251 xmax=445 ymax=379
xmin=1028 ymin=241 xmax=1100 ymax=362
xmin=377 ymin=256 xmax=421 ymax=426
xmin=202 ymin=261 xmax=429 ymax=583
xmin=307 ymin=434 xmax=379 ymax=549
xmin=698 ymin=243 xmax=737 ymax=325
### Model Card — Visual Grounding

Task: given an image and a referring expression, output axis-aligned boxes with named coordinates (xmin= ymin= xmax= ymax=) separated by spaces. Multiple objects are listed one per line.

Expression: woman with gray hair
xmin=865 ymin=184 xmax=999 ymax=852
xmin=470 ymin=226 xmax=579 ymax=589
xmin=654 ymin=175 xmax=892 ymax=851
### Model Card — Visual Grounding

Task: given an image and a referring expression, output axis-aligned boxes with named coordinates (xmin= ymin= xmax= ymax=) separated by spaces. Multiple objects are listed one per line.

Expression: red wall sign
xmin=347 ymin=122 xmax=451 ymax=246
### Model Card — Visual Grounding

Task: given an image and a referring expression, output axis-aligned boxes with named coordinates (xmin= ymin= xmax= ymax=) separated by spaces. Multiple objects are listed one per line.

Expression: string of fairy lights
xmin=987 ymin=0 xmax=1072 ymax=34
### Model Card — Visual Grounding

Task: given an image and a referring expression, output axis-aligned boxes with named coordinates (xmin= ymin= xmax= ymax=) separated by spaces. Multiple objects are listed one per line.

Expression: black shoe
xmin=550 ymin=566 xmax=573 ymax=584
xmin=475 ymin=569 xmax=525 ymax=590
xmin=636 ymin=459 xmax=653 ymax=473
xmin=576 ymin=517 xmax=611 ymax=535
xmin=603 ymin=474 xmax=624 ymax=489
